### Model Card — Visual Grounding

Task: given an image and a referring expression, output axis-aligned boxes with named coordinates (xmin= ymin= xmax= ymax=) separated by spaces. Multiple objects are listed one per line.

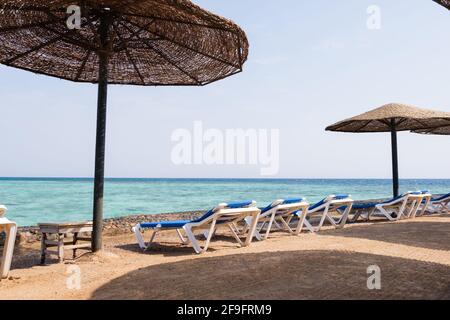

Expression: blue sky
xmin=1 ymin=0 xmax=450 ymax=179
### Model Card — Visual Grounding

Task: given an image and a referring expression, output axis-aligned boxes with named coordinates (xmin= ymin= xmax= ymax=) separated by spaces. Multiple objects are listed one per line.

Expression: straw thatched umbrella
xmin=0 ymin=0 xmax=249 ymax=251
xmin=433 ymin=0 xmax=450 ymax=10
xmin=326 ymin=103 xmax=450 ymax=197
xmin=413 ymin=126 xmax=450 ymax=135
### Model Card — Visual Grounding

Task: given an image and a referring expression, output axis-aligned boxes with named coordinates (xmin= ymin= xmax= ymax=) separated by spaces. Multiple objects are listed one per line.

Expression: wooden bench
xmin=38 ymin=222 xmax=93 ymax=264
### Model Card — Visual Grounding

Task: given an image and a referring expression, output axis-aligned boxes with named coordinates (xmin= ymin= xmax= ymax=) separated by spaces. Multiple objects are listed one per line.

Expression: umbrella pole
xmin=390 ymin=119 xmax=399 ymax=198
xmin=92 ymin=14 xmax=110 ymax=252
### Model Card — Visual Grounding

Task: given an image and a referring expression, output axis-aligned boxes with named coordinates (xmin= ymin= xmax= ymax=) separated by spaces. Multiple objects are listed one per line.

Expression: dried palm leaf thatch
xmin=413 ymin=126 xmax=450 ymax=135
xmin=0 ymin=0 xmax=249 ymax=85
xmin=433 ymin=0 xmax=450 ymax=10
xmin=326 ymin=103 xmax=450 ymax=133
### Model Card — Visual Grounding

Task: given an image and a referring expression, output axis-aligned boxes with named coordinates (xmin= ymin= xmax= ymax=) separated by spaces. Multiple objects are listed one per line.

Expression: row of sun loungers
xmin=133 ymin=192 xmax=450 ymax=254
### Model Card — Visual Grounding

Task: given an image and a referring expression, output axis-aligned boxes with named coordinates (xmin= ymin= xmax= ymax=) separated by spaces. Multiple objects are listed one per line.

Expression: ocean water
xmin=1 ymin=178 xmax=449 ymax=226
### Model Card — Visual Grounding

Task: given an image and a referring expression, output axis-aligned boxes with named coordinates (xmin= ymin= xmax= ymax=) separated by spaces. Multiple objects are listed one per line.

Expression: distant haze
xmin=1 ymin=0 xmax=449 ymax=179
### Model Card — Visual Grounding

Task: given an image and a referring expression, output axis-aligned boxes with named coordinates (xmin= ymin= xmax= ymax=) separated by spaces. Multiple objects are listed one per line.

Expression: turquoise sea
xmin=1 ymin=178 xmax=449 ymax=226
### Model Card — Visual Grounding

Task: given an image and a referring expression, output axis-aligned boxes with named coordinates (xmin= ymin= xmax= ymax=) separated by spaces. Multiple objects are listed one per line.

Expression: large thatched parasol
xmin=0 ymin=0 xmax=249 ymax=251
xmin=326 ymin=103 xmax=450 ymax=197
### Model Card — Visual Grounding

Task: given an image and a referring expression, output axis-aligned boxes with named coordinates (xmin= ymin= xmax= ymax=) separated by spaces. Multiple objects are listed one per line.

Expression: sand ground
xmin=1 ymin=215 xmax=449 ymax=300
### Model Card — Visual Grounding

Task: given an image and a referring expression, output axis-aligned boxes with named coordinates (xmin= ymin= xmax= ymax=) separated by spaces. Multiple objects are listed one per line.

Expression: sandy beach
xmin=1 ymin=213 xmax=449 ymax=300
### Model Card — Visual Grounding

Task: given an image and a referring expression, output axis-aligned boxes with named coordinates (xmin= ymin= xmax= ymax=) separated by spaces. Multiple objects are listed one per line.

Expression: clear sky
xmin=1 ymin=0 xmax=450 ymax=179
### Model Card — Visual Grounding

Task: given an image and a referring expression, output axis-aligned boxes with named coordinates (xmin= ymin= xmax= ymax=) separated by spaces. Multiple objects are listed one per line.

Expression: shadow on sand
xmin=322 ymin=219 xmax=450 ymax=251
xmin=90 ymin=249 xmax=450 ymax=300
xmin=117 ymin=234 xmax=241 ymax=257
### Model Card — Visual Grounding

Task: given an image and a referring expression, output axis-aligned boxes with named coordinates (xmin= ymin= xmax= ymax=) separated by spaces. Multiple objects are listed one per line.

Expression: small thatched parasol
xmin=413 ymin=126 xmax=450 ymax=135
xmin=0 ymin=0 xmax=249 ymax=251
xmin=433 ymin=0 xmax=450 ymax=10
xmin=326 ymin=103 xmax=450 ymax=197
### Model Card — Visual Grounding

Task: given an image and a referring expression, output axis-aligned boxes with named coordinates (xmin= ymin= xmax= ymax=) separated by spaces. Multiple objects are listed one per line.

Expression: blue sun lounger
xmin=348 ymin=191 xmax=426 ymax=222
xmin=423 ymin=192 xmax=450 ymax=215
xmin=293 ymin=194 xmax=354 ymax=232
xmin=243 ymin=198 xmax=309 ymax=240
xmin=132 ymin=201 xmax=261 ymax=254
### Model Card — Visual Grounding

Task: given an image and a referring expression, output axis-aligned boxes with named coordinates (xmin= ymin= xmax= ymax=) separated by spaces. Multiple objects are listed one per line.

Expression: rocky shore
xmin=5 ymin=210 xmax=205 ymax=245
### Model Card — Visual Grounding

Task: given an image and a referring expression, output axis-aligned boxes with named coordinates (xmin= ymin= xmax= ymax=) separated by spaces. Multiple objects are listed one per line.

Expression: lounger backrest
xmin=192 ymin=200 xmax=255 ymax=223
xmin=309 ymin=194 xmax=350 ymax=211
xmin=260 ymin=198 xmax=304 ymax=214
xmin=260 ymin=200 xmax=284 ymax=214
xmin=0 ymin=205 xmax=7 ymax=218
xmin=432 ymin=193 xmax=450 ymax=202
xmin=382 ymin=193 xmax=409 ymax=205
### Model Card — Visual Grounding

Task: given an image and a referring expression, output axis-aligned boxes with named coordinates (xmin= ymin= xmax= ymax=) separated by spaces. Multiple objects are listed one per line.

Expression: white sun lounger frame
xmin=295 ymin=196 xmax=354 ymax=233
xmin=0 ymin=206 xmax=17 ymax=279
xmin=244 ymin=200 xmax=310 ymax=241
xmin=133 ymin=205 xmax=261 ymax=254
xmin=368 ymin=193 xmax=424 ymax=221
xmin=408 ymin=192 xmax=432 ymax=218
xmin=426 ymin=194 xmax=450 ymax=215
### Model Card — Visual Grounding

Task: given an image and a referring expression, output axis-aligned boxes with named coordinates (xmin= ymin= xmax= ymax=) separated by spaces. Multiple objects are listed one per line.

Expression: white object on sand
xmin=1 ymin=205 xmax=17 ymax=279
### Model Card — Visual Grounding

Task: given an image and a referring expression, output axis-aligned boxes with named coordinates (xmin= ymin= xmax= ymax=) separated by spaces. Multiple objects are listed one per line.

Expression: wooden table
xmin=38 ymin=222 xmax=93 ymax=264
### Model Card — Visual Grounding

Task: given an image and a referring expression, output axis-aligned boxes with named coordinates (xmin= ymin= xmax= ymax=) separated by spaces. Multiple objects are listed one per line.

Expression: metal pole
xmin=390 ymin=119 xmax=399 ymax=198
xmin=92 ymin=13 xmax=110 ymax=252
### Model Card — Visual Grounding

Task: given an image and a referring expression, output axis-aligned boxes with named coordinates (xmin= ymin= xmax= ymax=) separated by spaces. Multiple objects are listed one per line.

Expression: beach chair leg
xmin=406 ymin=200 xmax=418 ymax=218
xmin=316 ymin=205 xmax=330 ymax=232
xmin=240 ymin=218 xmax=251 ymax=235
xmin=72 ymin=232 xmax=78 ymax=259
xmin=227 ymin=224 xmax=244 ymax=247
xmin=325 ymin=209 xmax=339 ymax=228
xmin=262 ymin=212 xmax=277 ymax=240
xmin=366 ymin=208 xmax=376 ymax=221
xmin=279 ymin=217 xmax=294 ymax=234
xmin=176 ymin=229 xmax=189 ymax=245
xmin=147 ymin=230 xmax=159 ymax=249
xmin=183 ymin=225 xmax=202 ymax=254
xmin=184 ymin=220 xmax=217 ymax=254
xmin=40 ymin=232 xmax=47 ymax=265
xmin=244 ymin=216 xmax=263 ymax=241
xmin=336 ymin=204 xmax=352 ymax=229
xmin=377 ymin=205 xmax=397 ymax=221
xmin=441 ymin=201 xmax=450 ymax=214
xmin=285 ymin=215 xmax=294 ymax=226
xmin=245 ymin=212 xmax=261 ymax=247
xmin=411 ymin=200 xmax=423 ymax=219
xmin=57 ymin=233 xmax=64 ymax=263
xmin=132 ymin=224 xmax=150 ymax=250
xmin=1 ymin=223 xmax=17 ymax=279
xmin=347 ymin=209 xmax=360 ymax=223
xmin=419 ymin=198 xmax=431 ymax=216
xmin=397 ymin=199 xmax=410 ymax=220
xmin=295 ymin=209 xmax=314 ymax=234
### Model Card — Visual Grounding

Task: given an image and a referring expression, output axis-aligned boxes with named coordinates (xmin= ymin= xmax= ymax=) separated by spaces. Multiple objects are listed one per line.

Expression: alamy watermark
xmin=367 ymin=5 xmax=382 ymax=30
xmin=66 ymin=5 xmax=81 ymax=30
xmin=171 ymin=121 xmax=280 ymax=176
xmin=66 ymin=265 xmax=81 ymax=290
xmin=367 ymin=265 xmax=381 ymax=290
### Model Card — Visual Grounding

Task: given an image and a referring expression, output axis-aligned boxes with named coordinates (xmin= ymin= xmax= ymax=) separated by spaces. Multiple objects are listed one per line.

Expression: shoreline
xmin=9 ymin=194 xmax=444 ymax=244
xmin=14 ymin=210 xmax=204 ymax=244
